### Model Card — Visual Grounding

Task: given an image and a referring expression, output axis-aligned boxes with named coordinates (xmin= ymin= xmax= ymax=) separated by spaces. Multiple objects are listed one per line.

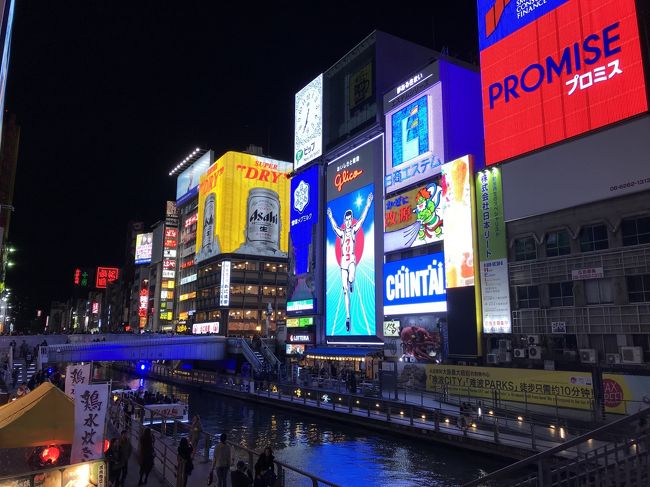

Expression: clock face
xmin=295 ymin=88 xmax=321 ymax=141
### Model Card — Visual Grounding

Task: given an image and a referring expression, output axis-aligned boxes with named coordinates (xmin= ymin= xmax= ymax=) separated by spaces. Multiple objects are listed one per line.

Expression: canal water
xmin=106 ymin=370 xmax=508 ymax=487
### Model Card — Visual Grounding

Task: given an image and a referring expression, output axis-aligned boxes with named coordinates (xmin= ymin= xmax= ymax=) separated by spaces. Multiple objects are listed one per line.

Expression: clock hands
xmin=302 ymin=107 xmax=310 ymax=132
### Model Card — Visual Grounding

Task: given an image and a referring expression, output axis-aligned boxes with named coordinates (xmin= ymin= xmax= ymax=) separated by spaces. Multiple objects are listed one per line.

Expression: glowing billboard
xmin=384 ymin=178 xmax=443 ymax=253
xmin=478 ymin=0 xmax=648 ymax=165
xmin=384 ymin=78 xmax=445 ymax=194
xmin=326 ymin=137 xmax=382 ymax=338
xmin=294 ymin=74 xmax=323 ymax=169
xmin=176 ymin=151 xmax=213 ymax=204
xmin=134 ymin=232 xmax=153 ymax=265
xmin=95 ymin=267 xmax=119 ymax=289
xmin=195 ymin=152 xmax=292 ymax=263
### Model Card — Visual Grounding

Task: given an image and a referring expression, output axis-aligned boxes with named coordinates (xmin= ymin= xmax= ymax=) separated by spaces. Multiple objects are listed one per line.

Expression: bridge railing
xmin=109 ymin=395 xmax=341 ymax=487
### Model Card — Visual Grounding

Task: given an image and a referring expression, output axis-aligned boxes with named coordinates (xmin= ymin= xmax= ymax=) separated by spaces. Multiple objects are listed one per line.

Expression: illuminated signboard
xmin=95 ymin=267 xmax=119 ymax=289
xmin=384 ymin=178 xmax=443 ymax=253
xmin=287 ymin=332 xmax=314 ymax=343
xmin=219 ymin=260 xmax=231 ymax=306
xmin=384 ymin=67 xmax=445 ymax=194
xmin=286 ymin=316 xmax=314 ymax=327
xmin=440 ymin=156 xmax=475 ymax=288
xmin=73 ymin=268 xmax=91 ymax=287
xmin=138 ymin=288 xmax=148 ymax=318
xmin=286 ymin=343 xmax=305 ymax=355
xmin=135 ymin=233 xmax=153 ymax=265
xmin=179 ymin=291 xmax=196 ymax=302
xmin=92 ymin=302 xmax=99 ymax=314
xmin=294 ymin=73 xmax=323 ymax=169
xmin=196 ymin=152 xmax=292 ymax=263
xmin=478 ymin=0 xmax=648 ymax=165
xmin=325 ymin=136 xmax=381 ymax=338
xmin=184 ymin=212 xmax=198 ymax=228
xmin=384 ymin=253 xmax=447 ymax=315
xmin=383 ymin=319 xmax=400 ymax=337
xmin=180 ymin=274 xmax=197 ymax=285
xmin=176 ymin=150 xmax=213 ymax=205
xmin=286 ymin=299 xmax=314 ymax=313
xmin=288 ymin=165 xmax=319 ymax=314
xmin=192 ymin=322 xmax=220 ymax=334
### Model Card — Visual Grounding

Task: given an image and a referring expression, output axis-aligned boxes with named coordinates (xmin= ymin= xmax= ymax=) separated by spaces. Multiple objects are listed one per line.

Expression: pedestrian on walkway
xmin=177 ymin=437 xmax=193 ymax=487
xmin=231 ymin=460 xmax=253 ymax=487
xmin=211 ymin=433 xmax=232 ymax=487
xmin=138 ymin=428 xmax=155 ymax=485
xmin=106 ymin=437 xmax=122 ymax=487
xmin=189 ymin=415 xmax=203 ymax=451
xmin=117 ymin=430 xmax=132 ymax=487
xmin=254 ymin=447 xmax=276 ymax=487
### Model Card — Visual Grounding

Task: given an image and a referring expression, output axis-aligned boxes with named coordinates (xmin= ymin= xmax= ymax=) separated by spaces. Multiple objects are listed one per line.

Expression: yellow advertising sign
xmin=426 ymin=365 xmax=594 ymax=410
xmin=196 ymin=152 xmax=292 ymax=263
xmin=602 ymin=373 xmax=650 ymax=414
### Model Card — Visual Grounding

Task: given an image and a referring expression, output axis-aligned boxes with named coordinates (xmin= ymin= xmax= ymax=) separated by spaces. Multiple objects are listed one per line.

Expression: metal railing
xmin=260 ymin=340 xmax=281 ymax=369
xmin=109 ymin=395 xmax=341 ymax=486
xmin=463 ymin=407 xmax=650 ymax=486
xmin=238 ymin=338 xmax=264 ymax=372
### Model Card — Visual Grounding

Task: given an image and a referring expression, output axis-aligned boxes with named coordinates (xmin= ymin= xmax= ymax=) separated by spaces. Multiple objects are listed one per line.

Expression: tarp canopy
xmin=305 ymin=347 xmax=382 ymax=359
xmin=0 ymin=382 xmax=74 ymax=448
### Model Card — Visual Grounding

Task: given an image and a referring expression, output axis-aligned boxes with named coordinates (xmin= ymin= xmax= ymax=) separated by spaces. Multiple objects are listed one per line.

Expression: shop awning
xmin=0 ymin=382 xmax=74 ymax=448
xmin=305 ymin=347 xmax=382 ymax=360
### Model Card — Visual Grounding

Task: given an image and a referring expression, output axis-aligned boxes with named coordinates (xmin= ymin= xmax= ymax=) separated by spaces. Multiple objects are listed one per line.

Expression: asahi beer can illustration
xmin=199 ymin=193 xmax=220 ymax=258
xmin=236 ymin=188 xmax=286 ymax=257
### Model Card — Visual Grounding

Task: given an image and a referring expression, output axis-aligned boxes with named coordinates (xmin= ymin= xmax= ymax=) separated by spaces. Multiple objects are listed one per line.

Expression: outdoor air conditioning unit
xmin=513 ymin=348 xmax=527 ymax=359
xmin=579 ymin=349 xmax=598 ymax=364
xmin=528 ymin=346 xmax=542 ymax=359
xmin=620 ymin=346 xmax=644 ymax=364
xmin=527 ymin=335 xmax=540 ymax=345
xmin=498 ymin=339 xmax=512 ymax=351
xmin=606 ymin=353 xmax=621 ymax=365
xmin=487 ymin=353 xmax=498 ymax=364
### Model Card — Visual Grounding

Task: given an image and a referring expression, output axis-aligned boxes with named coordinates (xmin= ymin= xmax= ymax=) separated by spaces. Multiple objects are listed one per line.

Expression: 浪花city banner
xmin=383 ymin=65 xmax=445 ymax=194
xmin=288 ymin=165 xmax=319 ymax=315
xmin=384 ymin=253 xmax=447 ymax=315
xmin=479 ymin=0 xmax=648 ymax=165
xmin=325 ymin=136 xmax=382 ymax=340
xmin=176 ymin=150 xmax=213 ymax=205
xmin=426 ymin=364 xmax=594 ymax=410
xmin=384 ymin=177 xmax=444 ymax=253
xmin=476 ymin=168 xmax=511 ymax=334
xmin=195 ymin=152 xmax=292 ymax=263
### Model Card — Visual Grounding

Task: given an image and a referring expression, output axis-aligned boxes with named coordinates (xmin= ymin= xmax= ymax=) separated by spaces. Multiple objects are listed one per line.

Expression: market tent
xmin=0 ymin=382 xmax=74 ymax=448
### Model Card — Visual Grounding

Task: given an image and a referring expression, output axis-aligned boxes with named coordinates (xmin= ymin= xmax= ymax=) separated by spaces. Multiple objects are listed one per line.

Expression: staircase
xmin=12 ymin=359 xmax=37 ymax=386
xmin=464 ymin=407 xmax=650 ymax=487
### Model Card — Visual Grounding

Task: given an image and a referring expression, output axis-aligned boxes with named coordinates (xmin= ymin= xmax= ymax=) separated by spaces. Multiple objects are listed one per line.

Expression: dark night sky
xmin=5 ymin=1 xmax=477 ymax=314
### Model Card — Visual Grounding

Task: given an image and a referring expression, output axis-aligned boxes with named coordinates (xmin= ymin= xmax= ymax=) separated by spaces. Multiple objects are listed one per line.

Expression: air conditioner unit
xmin=513 ymin=348 xmax=527 ymax=359
xmin=528 ymin=346 xmax=542 ymax=359
xmin=620 ymin=346 xmax=644 ymax=364
xmin=487 ymin=353 xmax=498 ymax=364
xmin=579 ymin=349 xmax=598 ymax=364
xmin=498 ymin=351 xmax=512 ymax=363
xmin=498 ymin=339 xmax=512 ymax=351
xmin=563 ymin=349 xmax=578 ymax=360
xmin=527 ymin=335 xmax=540 ymax=345
xmin=606 ymin=353 xmax=621 ymax=365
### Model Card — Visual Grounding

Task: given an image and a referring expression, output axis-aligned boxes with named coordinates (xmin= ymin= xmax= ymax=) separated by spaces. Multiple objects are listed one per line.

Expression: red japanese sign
xmin=95 ymin=267 xmax=119 ymax=289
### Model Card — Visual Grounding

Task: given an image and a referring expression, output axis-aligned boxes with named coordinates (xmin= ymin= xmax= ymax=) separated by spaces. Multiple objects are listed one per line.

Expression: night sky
xmin=5 ymin=1 xmax=477 ymax=316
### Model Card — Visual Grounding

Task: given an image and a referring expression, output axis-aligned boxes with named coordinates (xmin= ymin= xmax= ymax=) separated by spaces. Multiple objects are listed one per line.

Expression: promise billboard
xmin=479 ymin=0 xmax=648 ymax=165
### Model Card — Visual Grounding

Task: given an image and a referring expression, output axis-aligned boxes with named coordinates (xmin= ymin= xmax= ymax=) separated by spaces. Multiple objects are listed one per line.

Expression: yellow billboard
xmin=602 ymin=373 xmax=650 ymax=414
xmin=425 ymin=365 xmax=594 ymax=411
xmin=196 ymin=152 xmax=292 ymax=262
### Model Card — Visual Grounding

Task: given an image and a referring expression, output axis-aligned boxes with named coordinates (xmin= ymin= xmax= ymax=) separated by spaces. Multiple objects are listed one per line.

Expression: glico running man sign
xmin=478 ymin=0 xmax=647 ymax=165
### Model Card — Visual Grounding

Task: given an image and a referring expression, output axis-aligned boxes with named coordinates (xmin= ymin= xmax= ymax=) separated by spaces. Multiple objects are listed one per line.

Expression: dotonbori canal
xmin=105 ymin=369 xmax=508 ymax=486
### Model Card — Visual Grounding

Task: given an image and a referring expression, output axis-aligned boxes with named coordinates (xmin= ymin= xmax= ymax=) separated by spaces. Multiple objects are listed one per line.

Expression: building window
xmin=627 ymin=275 xmax=650 ymax=303
xmin=579 ymin=224 xmax=609 ymax=252
xmin=546 ymin=230 xmax=571 ymax=257
xmin=514 ymin=237 xmax=537 ymax=261
xmin=622 ymin=216 xmax=650 ymax=246
xmin=585 ymin=279 xmax=613 ymax=304
xmin=549 ymin=282 xmax=574 ymax=307
xmin=516 ymin=285 xmax=540 ymax=308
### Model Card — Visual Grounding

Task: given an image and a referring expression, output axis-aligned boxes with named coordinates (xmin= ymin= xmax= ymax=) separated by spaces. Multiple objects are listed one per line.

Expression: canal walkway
xmin=117 ymin=363 xmax=606 ymax=461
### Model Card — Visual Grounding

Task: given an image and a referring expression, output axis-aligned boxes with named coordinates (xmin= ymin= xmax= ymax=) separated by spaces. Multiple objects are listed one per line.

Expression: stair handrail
xmin=463 ymin=406 xmax=650 ymax=486
xmin=260 ymin=340 xmax=281 ymax=369
xmin=238 ymin=338 xmax=263 ymax=372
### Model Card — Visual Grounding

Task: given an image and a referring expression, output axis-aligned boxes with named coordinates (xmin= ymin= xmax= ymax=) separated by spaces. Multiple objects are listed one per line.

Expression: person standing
xmin=106 ymin=437 xmax=121 ymax=487
xmin=231 ymin=460 xmax=253 ymax=487
xmin=138 ymin=428 xmax=155 ymax=485
xmin=254 ymin=447 xmax=276 ymax=487
xmin=189 ymin=415 xmax=203 ymax=451
xmin=211 ymin=433 xmax=232 ymax=487
xmin=177 ymin=437 xmax=193 ymax=487
xmin=117 ymin=430 xmax=132 ymax=487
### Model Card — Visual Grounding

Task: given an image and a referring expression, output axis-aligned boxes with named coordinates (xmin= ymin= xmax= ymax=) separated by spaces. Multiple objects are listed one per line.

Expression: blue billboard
xmin=290 ymin=165 xmax=318 ymax=274
xmin=176 ymin=151 xmax=213 ymax=205
xmin=384 ymin=252 xmax=447 ymax=315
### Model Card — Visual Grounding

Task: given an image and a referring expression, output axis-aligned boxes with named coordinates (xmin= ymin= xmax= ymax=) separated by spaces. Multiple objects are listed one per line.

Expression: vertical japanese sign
xmin=71 ymin=383 xmax=109 ymax=464
xmin=219 ymin=260 xmax=231 ymax=307
xmin=65 ymin=363 xmax=91 ymax=398
xmin=95 ymin=267 xmax=119 ymax=289
xmin=476 ymin=168 xmax=511 ymax=334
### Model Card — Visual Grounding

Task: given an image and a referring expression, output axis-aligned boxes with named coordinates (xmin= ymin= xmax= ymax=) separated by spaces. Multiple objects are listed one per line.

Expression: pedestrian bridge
xmin=39 ymin=336 xmax=227 ymax=363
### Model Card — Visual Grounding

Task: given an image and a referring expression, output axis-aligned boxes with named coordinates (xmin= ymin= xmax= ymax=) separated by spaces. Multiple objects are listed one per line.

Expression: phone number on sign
xmin=610 ymin=177 xmax=650 ymax=192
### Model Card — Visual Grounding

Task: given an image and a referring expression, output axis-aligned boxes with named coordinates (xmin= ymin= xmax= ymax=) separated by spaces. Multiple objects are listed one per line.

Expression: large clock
xmin=295 ymin=87 xmax=322 ymax=143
